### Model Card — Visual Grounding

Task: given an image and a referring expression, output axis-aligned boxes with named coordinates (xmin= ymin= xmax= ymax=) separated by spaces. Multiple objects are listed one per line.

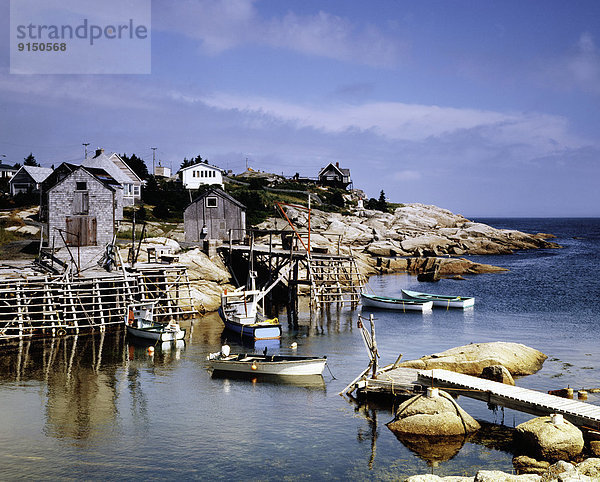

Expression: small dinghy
xmin=361 ymin=292 xmax=433 ymax=312
xmin=207 ymin=345 xmax=327 ymax=376
xmin=125 ymin=302 xmax=186 ymax=342
xmin=401 ymin=289 xmax=475 ymax=309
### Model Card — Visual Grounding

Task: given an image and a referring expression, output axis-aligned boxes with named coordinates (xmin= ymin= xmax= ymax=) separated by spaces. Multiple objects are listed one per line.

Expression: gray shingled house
xmin=45 ymin=165 xmax=123 ymax=247
xmin=9 ymin=165 xmax=53 ymax=195
xmin=184 ymin=187 xmax=246 ymax=242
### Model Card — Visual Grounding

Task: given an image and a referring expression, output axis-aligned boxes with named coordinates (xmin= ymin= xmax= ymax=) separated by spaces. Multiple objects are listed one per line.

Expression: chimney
xmin=335 ymin=161 xmax=339 ymax=167
xmin=94 ymin=148 xmax=104 ymax=158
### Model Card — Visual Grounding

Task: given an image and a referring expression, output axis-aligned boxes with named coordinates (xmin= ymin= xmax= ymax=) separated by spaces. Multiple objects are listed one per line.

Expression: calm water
xmin=1 ymin=218 xmax=599 ymax=480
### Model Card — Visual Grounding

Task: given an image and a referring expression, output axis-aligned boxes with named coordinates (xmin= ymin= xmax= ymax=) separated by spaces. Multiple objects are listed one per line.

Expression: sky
xmin=1 ymin=0 xmax=600 ymax=217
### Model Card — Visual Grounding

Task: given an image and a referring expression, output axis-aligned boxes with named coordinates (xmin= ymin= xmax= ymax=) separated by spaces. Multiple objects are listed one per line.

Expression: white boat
xmin=361 ymin=292 xmax=433 ymax=312
xmin=401 ymin=289 xmax=475 ymax=309
xmin=125 ymin=303 xmax=186 ymax=342
xmin=219 ymin=271 xmax=290 ymax=340
xmin=207 ymin=345 xmax=327 ymax=376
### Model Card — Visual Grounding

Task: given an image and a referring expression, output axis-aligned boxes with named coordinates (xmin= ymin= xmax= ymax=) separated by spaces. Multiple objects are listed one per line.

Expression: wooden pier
xmin=0 ymin=265 xmax=197 ymax=342
xmin=351 ymin=365 xmax=600 ymax=430
xmin=219 ymin=228 xmax=364 ymax=317
xmin=418 ymin=369 xmax=600 ymax=430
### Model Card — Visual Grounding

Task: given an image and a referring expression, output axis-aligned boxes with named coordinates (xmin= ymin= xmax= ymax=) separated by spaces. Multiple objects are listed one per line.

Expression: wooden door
xmin=65 ymin=216 xmax=97 ymax=246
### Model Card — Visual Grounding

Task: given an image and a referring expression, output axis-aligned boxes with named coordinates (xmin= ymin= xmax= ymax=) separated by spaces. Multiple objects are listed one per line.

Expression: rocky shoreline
xmin=110 ymin=203 xmax=560 ymax=313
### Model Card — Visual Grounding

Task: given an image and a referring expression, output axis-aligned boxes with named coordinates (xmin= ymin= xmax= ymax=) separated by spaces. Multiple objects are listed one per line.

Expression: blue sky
xmin=1 ymin=0 xmax=599 ymax=216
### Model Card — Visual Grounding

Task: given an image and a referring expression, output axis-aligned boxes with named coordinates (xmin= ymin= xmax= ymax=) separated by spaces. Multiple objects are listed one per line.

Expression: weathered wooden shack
xmin=184 ymin=187 xmax=245 ymax=242
xmin=45 ymin=165 xmax=123 ymax=247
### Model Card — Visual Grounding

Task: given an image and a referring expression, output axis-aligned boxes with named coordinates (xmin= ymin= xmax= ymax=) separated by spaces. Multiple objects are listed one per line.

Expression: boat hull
xmin=361 ymin=293 xmax=433 ymax=312
xmin=401 ymin=289 xmax=475 ymax=309
xmin=209 ymin=355 xmax=327 ymax=376
xmin=219 ymin=307 xmax=282 ymax=340
xmin=126 ymin=325 xmax=186 ymax=342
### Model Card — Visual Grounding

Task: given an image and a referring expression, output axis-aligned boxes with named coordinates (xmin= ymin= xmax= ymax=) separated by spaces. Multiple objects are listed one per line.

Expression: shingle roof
xmin=187 ymin=186 xmax=245 ymax=210
xmin=83 ymin=166 xmax=122 ymax=188
xmin=22 ymin=166 xmax=53 ymax=183
xmin=82 ymin=152 xmax=132 ymax=185
xmin=179 ymin=162 xmax=223 ymax=173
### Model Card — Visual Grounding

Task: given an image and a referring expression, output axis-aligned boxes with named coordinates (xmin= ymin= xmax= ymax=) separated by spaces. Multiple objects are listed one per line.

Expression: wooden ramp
xmin=418 ymin=369 xmax=600 ymax=430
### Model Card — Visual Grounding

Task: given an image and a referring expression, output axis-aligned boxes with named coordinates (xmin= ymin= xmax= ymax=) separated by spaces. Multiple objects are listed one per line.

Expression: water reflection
xmin=351 ymin=398 xmax=518 ymax=472
xmin=0 ymin=329 xmax=188 ymax=446
xmin=210 ymin=371 xmax=327 ymax=390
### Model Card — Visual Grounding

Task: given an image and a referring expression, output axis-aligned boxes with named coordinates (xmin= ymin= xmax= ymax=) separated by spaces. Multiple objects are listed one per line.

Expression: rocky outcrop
xmin=515 ymin=416 xmax=584 ymax=462
xmin=387 ymin=389 xmax=481 ymax=436
xmin=256 ymin=202 xmax=559 ymax=277
xmin=404 ymin=458 xmax=600 ymax=481
xmin=481 ymin=365 xmax=515 ymax=385
xmin=397 ymin=342 xmax=547 ymax=376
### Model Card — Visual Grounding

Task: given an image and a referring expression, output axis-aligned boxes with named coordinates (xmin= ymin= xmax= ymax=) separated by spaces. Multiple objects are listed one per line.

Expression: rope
xmin=325 ymin=362 xmax=337 ymax=380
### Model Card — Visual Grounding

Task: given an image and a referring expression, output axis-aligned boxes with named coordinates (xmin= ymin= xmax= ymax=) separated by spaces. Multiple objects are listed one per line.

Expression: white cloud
xmin=567 ymin=32 xmax=600 ymax=90
xmin=189 ymin=91 xmax=580 ymax=155
xmin=393 ymin=170 xmax=422 ymax=181
xmin=153 ymin=0 xmax=404 ymax=67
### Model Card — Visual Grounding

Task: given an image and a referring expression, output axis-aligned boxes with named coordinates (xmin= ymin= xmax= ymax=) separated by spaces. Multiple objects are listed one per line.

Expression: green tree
xmin=24 ymin=153 xmax=39 ymax=167
xmin=120 ymin=153 xmax=149 ymax=180
xmin=180 ymin=155 xmax=206 ymax=171
xmin=377 ymin=190 xmax=388 ymax=212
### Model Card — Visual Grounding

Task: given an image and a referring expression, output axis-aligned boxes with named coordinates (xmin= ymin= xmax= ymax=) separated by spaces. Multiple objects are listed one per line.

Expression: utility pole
xmin=151 ymin=147 xmax=157 ymax=176
xmin=82 ymin=143 xmax=90 ymax=158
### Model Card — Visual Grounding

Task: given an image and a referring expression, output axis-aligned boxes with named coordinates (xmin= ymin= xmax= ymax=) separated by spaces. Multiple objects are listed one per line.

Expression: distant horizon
xmin=1 ymin=1 xmax=599 ymax=217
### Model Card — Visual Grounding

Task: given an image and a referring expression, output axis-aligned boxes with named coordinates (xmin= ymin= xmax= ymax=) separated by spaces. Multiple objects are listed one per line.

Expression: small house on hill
xmin=318 ymin=162 xmax=352 ymax=189
xmin=45 ymin=166 xmax=123 ymax=247
xmin=184 ymin=187 xmax=245 ymax=242
xmin=179 ymin=162 xmax=224 ymax=190
xmin=9 ymin=165 xmax=53 ymax=195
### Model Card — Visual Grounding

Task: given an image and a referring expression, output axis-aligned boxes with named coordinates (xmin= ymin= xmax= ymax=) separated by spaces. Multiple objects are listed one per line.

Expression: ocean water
xmin=0 ymin=218 xmax=599 ymax=480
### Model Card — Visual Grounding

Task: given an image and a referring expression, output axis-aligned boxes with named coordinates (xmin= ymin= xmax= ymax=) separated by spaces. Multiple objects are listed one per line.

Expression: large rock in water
xmin=387 ymin=389 xmax=480 ymax=436
xmin=397 ymin=342 xmax=547 ymax=376
xmin=515 ymin=416 xmax=584 ymax=462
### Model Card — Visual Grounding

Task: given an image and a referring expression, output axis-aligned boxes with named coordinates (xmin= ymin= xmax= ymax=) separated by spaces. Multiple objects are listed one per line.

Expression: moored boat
xmin=218 ymin=303 xmax=282 ymax=340
xmin=401 ymin=289 xmax=475 ymax=309
xmin=219 ymin=272 xmax=286 ymax=340
xmin=207 ymin=346 xmax=327 ymax=376
xmin=360 ymin=292 xmax=433 ymax=312
xmin=125 ymin=303 xmax=186 ymax=342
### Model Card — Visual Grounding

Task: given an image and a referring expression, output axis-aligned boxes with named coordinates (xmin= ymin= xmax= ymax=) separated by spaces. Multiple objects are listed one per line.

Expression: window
xmin=76 ymin=182 xmax=87 ymax=191
xmin=133 ymin=185 xmax=140 ymax=196
xmin=205 ymin=196 xmax=218 ymax=208
xmin=73 ymin=192 xmax=89 ymax=214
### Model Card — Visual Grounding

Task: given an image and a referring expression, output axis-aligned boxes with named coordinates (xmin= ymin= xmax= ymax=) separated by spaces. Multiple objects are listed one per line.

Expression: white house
xmin=179 ymin=162 xmax=224 ymax=189
xmin=0 ymin=163 xmax=18 ymax=180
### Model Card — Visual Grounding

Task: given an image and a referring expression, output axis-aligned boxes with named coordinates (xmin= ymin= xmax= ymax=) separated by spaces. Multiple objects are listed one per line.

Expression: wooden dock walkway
xmin=418 ymin=369 xmax=600 ymax=430
xmin=351 ymin=366 xmax=600 ymax=430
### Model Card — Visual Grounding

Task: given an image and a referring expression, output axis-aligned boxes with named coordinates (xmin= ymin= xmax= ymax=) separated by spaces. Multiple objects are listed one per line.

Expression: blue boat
xmin=219 ymin=275 xmax=282 ymax=340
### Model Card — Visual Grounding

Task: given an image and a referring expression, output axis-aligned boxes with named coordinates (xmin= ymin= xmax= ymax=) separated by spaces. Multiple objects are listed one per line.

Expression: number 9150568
xmin=17 ymin=42 xmax=67 ymax=52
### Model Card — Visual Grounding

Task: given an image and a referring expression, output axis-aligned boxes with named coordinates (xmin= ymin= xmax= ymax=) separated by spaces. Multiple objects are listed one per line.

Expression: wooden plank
xmin=413 ymin=369 xmax=600 ymax=428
